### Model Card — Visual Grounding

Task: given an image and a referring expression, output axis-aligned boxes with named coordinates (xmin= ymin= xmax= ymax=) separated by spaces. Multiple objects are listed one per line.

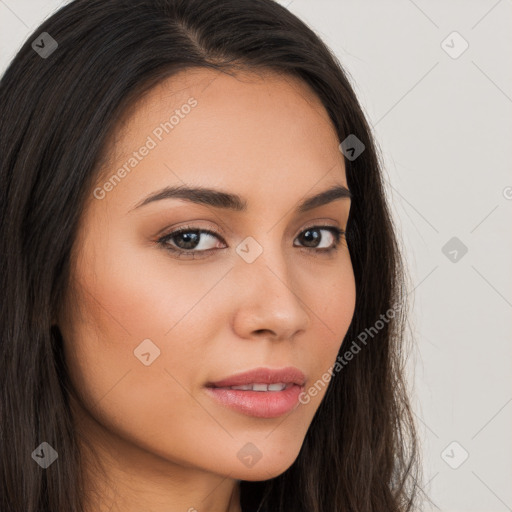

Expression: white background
xmin=1 ymin=1 xmax=511 ymax=511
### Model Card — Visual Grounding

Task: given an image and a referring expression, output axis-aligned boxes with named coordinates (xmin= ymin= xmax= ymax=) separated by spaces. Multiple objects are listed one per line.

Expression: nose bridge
xmin=235 ymin=230 xmax=291 ymax=289
xmin=231 ymin=232 xmax=310 ymax=339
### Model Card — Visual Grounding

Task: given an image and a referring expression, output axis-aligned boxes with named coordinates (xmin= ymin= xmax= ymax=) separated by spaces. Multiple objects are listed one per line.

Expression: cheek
xmin=299 ymin=257 xmax=356 ymax=404
xmin=60 ymin=251 xmax=235 ymax=466
xmin=71 ymin=224 xmax=230 ymax=345
xmin=311 ymin=252 xmax=356 ymax=335
xmin=60 ymin=226 xmax=239 ymax=417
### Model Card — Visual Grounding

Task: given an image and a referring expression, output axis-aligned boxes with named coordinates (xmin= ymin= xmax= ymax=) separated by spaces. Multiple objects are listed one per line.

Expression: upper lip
xmin=206 ymin=366 xmax=306 ymax=388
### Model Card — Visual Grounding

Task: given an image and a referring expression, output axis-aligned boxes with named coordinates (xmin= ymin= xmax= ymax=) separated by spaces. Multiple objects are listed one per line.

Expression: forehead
xmin=93 ymin=67 xmax=347 ymax=215
xmin=123 ymin=67 xmax=331 ymax=128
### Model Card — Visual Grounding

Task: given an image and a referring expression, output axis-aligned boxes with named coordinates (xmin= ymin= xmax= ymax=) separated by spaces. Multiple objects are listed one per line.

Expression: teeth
xmin=229 ymin=384 xmax=254 ymax=390
xmin=267 ymin=383 xmax=287 ymax=391
xmin=227 ymin=382 xmax=288 ymax=391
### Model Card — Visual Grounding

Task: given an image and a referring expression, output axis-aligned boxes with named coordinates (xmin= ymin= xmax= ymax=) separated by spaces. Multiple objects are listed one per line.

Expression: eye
xmin=157 ymin=226 xmax=225 ymax=259
xmin=293 ymin=225 xmax=344 ymax=253
xmin=157 ymin=224 xmax=345 ymax=259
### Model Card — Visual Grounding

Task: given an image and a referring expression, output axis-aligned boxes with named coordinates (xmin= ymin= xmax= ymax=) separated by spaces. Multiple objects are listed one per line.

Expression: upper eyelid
xmin=158 ymin=222 xmax=344 ymax=242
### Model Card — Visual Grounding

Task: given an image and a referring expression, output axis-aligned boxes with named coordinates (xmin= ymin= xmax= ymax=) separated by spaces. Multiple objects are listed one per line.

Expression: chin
xmin=231 ymin=446 xmax=301 ymax=482
xmin=238 ymin=459 xmax=297 ymax=482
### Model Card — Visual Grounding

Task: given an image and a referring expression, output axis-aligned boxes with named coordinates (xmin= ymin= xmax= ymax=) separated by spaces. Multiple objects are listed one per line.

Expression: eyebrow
xmin=130 ymin=183 xmax=352 ymax=214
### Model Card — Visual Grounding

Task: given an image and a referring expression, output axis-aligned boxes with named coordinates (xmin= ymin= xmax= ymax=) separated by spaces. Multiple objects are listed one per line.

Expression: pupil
xmin=301 ymin=229 xmax=320 ymax=247
xmin=177 ymin=231 xmax=200 ymax=249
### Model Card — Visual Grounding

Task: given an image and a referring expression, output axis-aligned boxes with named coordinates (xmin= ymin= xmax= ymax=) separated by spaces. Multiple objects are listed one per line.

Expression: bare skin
xmin=57 ymin=67 xmax=356 ymax=512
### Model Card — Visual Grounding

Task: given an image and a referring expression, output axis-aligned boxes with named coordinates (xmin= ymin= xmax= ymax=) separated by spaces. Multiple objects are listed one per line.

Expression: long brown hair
xmin=0 ymin=0 xmax=430 ymax=510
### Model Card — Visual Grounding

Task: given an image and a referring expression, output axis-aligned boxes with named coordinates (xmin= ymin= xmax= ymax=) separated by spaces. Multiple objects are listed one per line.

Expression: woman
xmin=0 ymin=0 xmax=428 ymax=511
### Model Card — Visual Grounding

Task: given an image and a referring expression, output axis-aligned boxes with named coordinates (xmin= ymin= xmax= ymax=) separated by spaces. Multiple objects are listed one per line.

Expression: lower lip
xmin=205 ymin=384 xmax=303 ymax=418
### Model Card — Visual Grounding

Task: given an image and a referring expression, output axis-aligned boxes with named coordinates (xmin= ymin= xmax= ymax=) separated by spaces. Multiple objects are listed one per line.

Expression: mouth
xmin=204 ymin=367 xmax=306 ymax=418
xmin=205 ymin=366 xmax=306 ymax=389
xmin=207 ymin=382 xmax=295 ymax=392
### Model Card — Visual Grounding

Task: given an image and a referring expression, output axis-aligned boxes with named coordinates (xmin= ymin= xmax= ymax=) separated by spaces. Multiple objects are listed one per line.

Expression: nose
xmin=230 ymin=243 xmax=311 ymax=342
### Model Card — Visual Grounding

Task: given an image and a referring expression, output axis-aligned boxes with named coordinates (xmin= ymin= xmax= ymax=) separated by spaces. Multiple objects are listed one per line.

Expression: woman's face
xmin=59 ymin=68 xmax=356 ymax=487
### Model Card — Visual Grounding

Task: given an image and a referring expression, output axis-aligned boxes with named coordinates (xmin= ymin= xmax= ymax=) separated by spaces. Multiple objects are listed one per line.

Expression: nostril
xmin=254 ymin=329 xmax=275 ymax=336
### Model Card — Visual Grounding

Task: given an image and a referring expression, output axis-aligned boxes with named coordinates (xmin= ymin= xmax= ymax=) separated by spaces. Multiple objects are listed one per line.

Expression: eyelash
xmin=157 ymin=224 xmax=346 ymax=260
